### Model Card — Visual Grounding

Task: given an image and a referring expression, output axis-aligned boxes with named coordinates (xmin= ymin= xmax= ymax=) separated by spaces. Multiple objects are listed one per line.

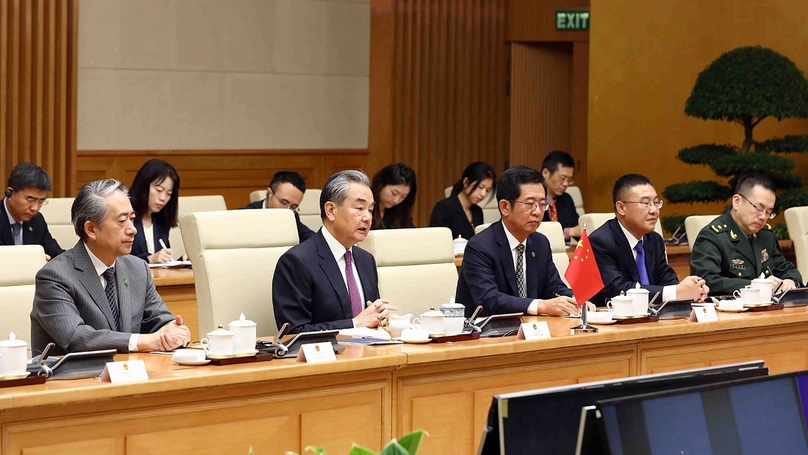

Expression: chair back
xmin=249 ymin=190 xmax=267 ymax=203
xmin=785 ymin=207 xmax=808 ymax=281
xmin=169 ymin=195 xmax=228 ymax=259
xmin=179 ymin=209 xmax=298 ymax=337
xmin=480 ymin=193 xmax=501 ymax=224
xmin=38 ymin=197 xmax=79 ymax=250
xmin=566 ymin=186 xmax=585 ymax=217
xmin=684 ymin=215 xmax=719 ymax=252
xmin=0 ymin=245 xmax=46 ymax=355
xmin=536 ymin=221 xmax=570 ymax=284
xmin=358 ymin=227 xmax=457 ymax=315
xmin=298 ymin=189 xmax=323 ymax=233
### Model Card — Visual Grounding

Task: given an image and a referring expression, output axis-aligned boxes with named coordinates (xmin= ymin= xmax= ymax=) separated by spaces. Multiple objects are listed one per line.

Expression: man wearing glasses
xmin=541 ymin=150 xmax=582 ymax=240
xmin=589 ymin=174 xmax=709 ymax=306
xmin=242 ymin=171 xmax=315 ymax=243
xmin=690 ymin=174 xmax=802 ymax=294
xmin=456 ymin=166 xmax=593 ymax=318
xmin=1 ymin=162 xmax=64 ymax=260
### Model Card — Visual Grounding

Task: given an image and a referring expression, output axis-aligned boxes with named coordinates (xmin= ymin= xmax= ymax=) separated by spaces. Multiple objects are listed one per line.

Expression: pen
xmin=159 ymin=238 xmax=168 ymax=251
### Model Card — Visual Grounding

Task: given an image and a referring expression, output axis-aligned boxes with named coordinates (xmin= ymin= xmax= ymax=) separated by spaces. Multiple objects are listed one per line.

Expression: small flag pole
xmin=569 ymin=223 xmax=598 ymax=335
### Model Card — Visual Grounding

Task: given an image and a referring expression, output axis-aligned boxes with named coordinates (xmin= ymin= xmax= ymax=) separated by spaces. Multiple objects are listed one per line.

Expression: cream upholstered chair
xmin=0 ymin=245 xmax=46 ymax=355
xmin=38 ymin=197 xmax=79 ymax=249
xmin=684 ymin=215 xmax=719 ymax=252
xmin=785 ymin=207 xmax=808 ymax=280
xmin=168 ymin=195 xmax=228 ymax=259
xmin=357 ymin=227 xmax=457 ymax=315
xmin=579 ymin=212 xmax=663 ymax=236
xmin=566 ymin=186 xmax=585 ymax=217
xmin=537 ymin=221 xmax=570 ymax=284
xmin=475 ymin=223 xmax=491 ymax=234
xmin=249 ymin=190 xmax=267 ymax=203
xmin=179 ymin=209 xmax=298 ymax=337
xmin=297 ymin=189 xmax=323 ymax=232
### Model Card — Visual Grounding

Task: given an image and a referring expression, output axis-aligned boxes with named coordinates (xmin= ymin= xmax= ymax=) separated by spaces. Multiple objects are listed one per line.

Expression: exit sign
xmin=556 ymin=11 xmax=590 ymax=31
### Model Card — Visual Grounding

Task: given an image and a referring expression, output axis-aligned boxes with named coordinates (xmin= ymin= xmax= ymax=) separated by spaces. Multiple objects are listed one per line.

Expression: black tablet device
xmin=269 ymin=330 xmax=344 ymax=358
xmin=774 ymin=287 xmax=808 ymax=306
xmin=651 ymin=297 xmax=695 ymax=319
xmin=473 ymin=313 xmax=523 ymax=337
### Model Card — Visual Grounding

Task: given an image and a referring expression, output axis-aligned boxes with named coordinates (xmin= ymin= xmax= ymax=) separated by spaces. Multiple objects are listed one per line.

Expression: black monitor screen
xmin=598 ymin=371 xmax=808 ymax=455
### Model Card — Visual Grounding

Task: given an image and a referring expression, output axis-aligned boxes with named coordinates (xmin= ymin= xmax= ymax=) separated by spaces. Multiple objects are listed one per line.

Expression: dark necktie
xmin=102 ymin=267 xmax=121 ymax=331
xmin=11 ymin=222 xmax=22 ymax=245
xmin=344 ymin=251 xmax=363 ymax=317
xmin=635 ymin=241 xmax=650 ymax=286
xmin=548 ymin=202 xmax=558 ymax=222
xmin=515 ymin=243 xmax=526 ymax=298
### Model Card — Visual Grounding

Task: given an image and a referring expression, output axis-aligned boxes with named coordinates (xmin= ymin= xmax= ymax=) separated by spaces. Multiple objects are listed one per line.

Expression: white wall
xmin=77 ymin=0 xmax=370 ymax=150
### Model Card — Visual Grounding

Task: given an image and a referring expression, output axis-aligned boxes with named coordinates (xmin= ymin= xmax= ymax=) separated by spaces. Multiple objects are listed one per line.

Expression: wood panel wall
xmin=372 ymin=0 xmax=510 ymax=227
xmin=0 ymin=0 xmax=77 ymax=195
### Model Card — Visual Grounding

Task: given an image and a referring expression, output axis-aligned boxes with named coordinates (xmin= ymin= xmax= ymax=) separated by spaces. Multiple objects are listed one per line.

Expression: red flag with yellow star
xmin=564 ymin=229 xmax=604 ymax=305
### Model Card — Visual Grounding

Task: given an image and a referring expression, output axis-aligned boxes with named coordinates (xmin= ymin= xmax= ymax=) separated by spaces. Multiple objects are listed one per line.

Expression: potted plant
xmin=266 ymin=430 xmax=427 ymax=455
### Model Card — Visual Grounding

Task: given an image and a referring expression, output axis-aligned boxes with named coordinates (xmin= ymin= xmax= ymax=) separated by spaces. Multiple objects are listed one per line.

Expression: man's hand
xmin=537 ymin=295 xmax=580 ymax=316
xmin=771 ymin=276 xmax=798 ymax=292
xmin=149 ymin=248 xmax=173 ymax=264
xmin=138 ymin=315 xmax=191 ymax=352
xmin=353 ymin=299 xmax=397 ymax=328
xmin=676 ymin=276 xmax=709 ymax=301
xmin=45 ymin=254 xmax=52 ymax=262
xmin=568 ymin=225 xmax=582 ymax=239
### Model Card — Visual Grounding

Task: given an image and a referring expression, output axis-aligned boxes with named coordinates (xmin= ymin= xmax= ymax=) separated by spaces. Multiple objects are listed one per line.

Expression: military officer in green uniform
xmin=690 ymin=174 xmax=803 ymax=295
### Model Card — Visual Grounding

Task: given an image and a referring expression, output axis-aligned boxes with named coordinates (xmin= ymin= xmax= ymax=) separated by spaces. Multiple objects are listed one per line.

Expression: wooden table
xmin=151 ymin=267 xmax=199 ymax=340
xmin=2 ymin=308 xmax=808 ymax=454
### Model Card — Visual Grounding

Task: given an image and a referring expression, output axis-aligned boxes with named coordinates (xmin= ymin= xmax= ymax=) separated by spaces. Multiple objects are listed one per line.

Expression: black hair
xmin=270 ymin=171 xmax=307 ymax=194
xmin=612 ymin=174 xmax=653 ymax=204
xmin=7 ymin=162 xmax=52 ymax=193
xmin=370 ymin=163 xmax=417 ymax=229
xmin=735 ymin=174 xmax=776 ymax=195
xmin=129 ymin=159 xmax=181 ymax=229
xmin=451 ymin=162 xmax=497 ymax=199
xmin=540 ymin=150 xmax=575 ymax=173
xmin=496 ymin=166 xmax=545 ymax=206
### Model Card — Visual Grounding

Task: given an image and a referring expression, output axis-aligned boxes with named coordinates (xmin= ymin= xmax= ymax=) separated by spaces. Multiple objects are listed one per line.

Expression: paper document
xmin=148 ymin=260 xmax=192 ymax=268
xmin=338 ymin=327 xmax=391 ymax=340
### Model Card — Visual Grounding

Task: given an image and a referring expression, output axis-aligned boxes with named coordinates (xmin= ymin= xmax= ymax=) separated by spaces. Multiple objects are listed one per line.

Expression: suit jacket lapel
xmin=74 ymin=243 xmax=118 ymax=330
xmin=315 ymin=233 xmax=352 ymax=318
xmin=724 ymin=214 xmax=757 ymax=266
xmin=611 ymin=220 xmax=640 ymax=283
xmin=115 ymin=261 xmax=132 ymax=332
xmin=494 ymin=222 xmax=519 ymax=296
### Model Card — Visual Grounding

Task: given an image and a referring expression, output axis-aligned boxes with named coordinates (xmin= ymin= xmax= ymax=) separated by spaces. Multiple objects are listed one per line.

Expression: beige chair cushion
xmin=298 ymin=189 xmax=323 ymax=233
xmin=537 ymin=221 xmax=570 ymax=284
xmin=179 ymin=209 xmax=298 ymax=337
xmin=785 ymin=207 xmax=808 ymax=281
xmin=685 ymin=215 xmax=719 ymax=252
xmin=169 ymin=195 xmax=228 ymax=259
xmin=38 ymin=197 xmax=79 ymax=250
xmin=249 ymin=190 xmax=267 ymax=203
xmin=358 ymin=227 xmax=457 ymax=315
xmin=0 ymin=245 xmax=46 ymax=354
xmin=566 ymin=186 xmax=585 ymax=217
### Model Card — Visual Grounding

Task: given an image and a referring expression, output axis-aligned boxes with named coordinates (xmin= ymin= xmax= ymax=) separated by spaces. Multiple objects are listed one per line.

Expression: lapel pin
xmin=531 ymin=251 xmax=535 ymax=258
xmin=124 ymin=279 xmax=129 ymax=287
xmin=28 ymin=226 xmax=33 ymax=232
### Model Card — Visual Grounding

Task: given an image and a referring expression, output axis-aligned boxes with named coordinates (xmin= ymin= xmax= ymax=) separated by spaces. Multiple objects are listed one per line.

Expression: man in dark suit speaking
xmin=273 ymin=170 xmax=396 ymax=333
xmin=456 ymin=166 xmax=588 ymax=318
xmin=1 ymin=162 xmax=64 ymax=259
xmin=30 ymin=179 xmax=190 ymax=355
xmin=588 ymin=174 xmax=709 ymax=306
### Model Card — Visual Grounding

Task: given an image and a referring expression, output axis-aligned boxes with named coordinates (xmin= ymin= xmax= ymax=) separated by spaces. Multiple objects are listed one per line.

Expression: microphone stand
xmin=570 ymin=303 xmax=598 ymax=335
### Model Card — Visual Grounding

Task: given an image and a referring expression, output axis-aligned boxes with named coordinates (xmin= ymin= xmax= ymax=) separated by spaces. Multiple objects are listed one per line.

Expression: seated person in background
xmin=429 ymin=162 xmax=496 ymax=240
xmin=273 ymin=170 xmax=397 ymax=333
xmin=456 ymin=166 xmax=592 ymax=318
xmin=690 ymin=174 xmax=802 ymax=295
xmin=370 ymin=163 xmax=417 ymax=229
xmin=541 ymin=151 xmax=581 ymax=240
xmin=589 ymin=174 xmax=709 ymax=306
xmin=129 ymin=159 xmax=181 ymax=264
xmin=30 ymin=179 xmax=190 ymax=355
xmin=242 ymin=171 xmax=315 ymax=243
xmin=1 ymin=162 xmax=64 ymax=259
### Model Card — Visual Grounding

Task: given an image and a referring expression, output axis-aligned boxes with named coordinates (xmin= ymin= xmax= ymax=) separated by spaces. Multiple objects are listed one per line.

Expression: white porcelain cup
xmin=750 ymin=278 xmax=773 ymax=303
xmin=587 ymin=311 xmax=614 ymax=323
xmin=172 ymin=349 xmax=206 ymax=363
xmin=0 ymin=333 xmax=28 ymax=376
xmin=414 ymin=309 xmax=445 ymax=334
xmin=606 ymin=296 xmax=635 ymax=317
xmin=453 ymin=237 xmax=468 ymax=255
xmin=202 ymin=326 xmax=234 ymax=356
xmin=626 ymin=288 xmax=650 ymax=316
xmin=228 ymin=314 xmax=257 ymax=354
xmin=400 ymin=328 xmax=429 ymax=341
xmin=732 ymin=287 xmax=761 ymax=305
xmin=443 ymin=317 xmax=465 ymax=334
xmin=719 ymin=299 xmax=744 ymax=311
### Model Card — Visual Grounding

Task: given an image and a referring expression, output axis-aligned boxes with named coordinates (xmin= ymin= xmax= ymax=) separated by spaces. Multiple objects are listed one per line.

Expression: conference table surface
xmin=2 ymin=307 xmax=808 ymax=455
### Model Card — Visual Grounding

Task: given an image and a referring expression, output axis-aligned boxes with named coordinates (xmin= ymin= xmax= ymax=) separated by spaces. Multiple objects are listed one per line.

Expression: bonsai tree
xmin=661 ymin=46 xmax=808 ymax=235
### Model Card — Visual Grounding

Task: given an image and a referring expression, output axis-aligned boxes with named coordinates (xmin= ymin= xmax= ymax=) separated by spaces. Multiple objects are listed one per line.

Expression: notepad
xmin=148 ymin=260 xmax=192 ymax=268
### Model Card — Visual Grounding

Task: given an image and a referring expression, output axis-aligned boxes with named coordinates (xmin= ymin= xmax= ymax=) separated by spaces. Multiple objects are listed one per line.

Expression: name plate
xmin=297 ymin=342 xmax=337 ymax=363
xmin=101 ymin=360 xmax=149 ymax=383
xmin=517 ymin=321 xmax=551 ymax=340
xmin=691 ymin=304 xmax=718 ymax=323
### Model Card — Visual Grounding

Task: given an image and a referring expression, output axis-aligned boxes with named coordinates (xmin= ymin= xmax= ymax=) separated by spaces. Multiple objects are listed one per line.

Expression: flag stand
xmin=570 ymin=303 xmax=598 ymax=334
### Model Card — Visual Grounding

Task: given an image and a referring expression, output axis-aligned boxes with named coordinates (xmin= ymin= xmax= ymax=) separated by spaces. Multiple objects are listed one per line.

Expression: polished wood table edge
xmin=151 ymin=267 xmax=195 ymax=286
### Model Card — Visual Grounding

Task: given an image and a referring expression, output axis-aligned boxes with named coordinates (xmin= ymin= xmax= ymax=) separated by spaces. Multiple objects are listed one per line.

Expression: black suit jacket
xmin=131 ymin=217 xmax=171 ymax=261
xmin=0 ymin=199 xmax=64 ymax=258
xmin=455 ymin=220 xmax=572 ymax=317
xmin=543 ymin=192 xmax=579 ymax=229
xmin=428 ymin=195 xmax=482 ymax=240
xmin=242 ymin=200 xmax=316 ymax=243
xmin=588 ymin=218 xmax=678 ymax=306
xmin=272 ymin=229 xmax=380 ymax=333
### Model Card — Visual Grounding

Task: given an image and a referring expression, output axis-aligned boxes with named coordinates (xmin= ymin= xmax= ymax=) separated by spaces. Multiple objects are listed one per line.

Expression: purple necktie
xmin=344 ymin=250 xmax=363 ymax=317
xmin=635 ymin=241 xmax=650 ymax=286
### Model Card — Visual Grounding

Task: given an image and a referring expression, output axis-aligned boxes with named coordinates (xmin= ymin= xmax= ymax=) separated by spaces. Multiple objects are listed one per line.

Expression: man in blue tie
xmin=588 ymin=174 xmax=709 ymax=306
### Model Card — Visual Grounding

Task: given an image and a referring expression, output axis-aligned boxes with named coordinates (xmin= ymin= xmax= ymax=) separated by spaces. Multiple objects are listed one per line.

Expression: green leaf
xmin=710 ymin=153 xmax=794 ymax=176
xmin=378 ymin=441 xmax=410 ymax=455
xmin=347 ymin=444 xmax=377 ymax=455
xmin=754 ymin=135 xmax=808 ymax=154
xmin=677 ymin=144 xmax=736 ymax=165
xmin=397 ymin=430 xmax=428 ymax=454
xmin=662 ymin=181 xmax=733 ymax=204
xmin=304 ymin=446 xmax=328 ymax=455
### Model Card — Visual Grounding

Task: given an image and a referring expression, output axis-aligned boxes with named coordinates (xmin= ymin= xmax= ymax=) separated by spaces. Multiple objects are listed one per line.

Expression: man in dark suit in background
xmin=589 ymin=174 xmax=709 ymax=306
xmin=242 ymin=171 xmax=315 ymax=243
xmin=272 ymin=170 xmax=396 ymax=333
xmin=541 ymin=151 xmax=581 ymax=240
xmin=30 ymin=179 xmax=190 ymax=355
xmin=1 ymin=162 xmax=64 ymax=259
xmin=456 ymin=166 xmax=590 ymax=318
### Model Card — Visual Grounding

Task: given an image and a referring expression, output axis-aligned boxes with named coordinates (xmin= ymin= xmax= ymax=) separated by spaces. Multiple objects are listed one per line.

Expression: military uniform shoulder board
xmin=711 ymin=224 xmax=724 ymax=233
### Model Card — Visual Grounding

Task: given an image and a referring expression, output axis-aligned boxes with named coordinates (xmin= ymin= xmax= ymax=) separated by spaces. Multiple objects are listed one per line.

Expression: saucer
xmin=717 ymin=307 xmax=749 ymax=313
xmin=398 ymin=337 xmax=431 ymax=344
xmin=174 ymin=359 xmax=211 ymax=366
xmin=206 ymin=353 xmax=236 ymax=359
xmin=743 ymin=302 xmax=773 ymax=308
xmin=1 ymin=373 xmax=29 ymax=380
xmin=612 ymin=314 xmax=647 ymax=320
xmin=234 ymin=349 xmax=259 ymax=358
xmin=587 ymin=319 xmax=616 ymax=325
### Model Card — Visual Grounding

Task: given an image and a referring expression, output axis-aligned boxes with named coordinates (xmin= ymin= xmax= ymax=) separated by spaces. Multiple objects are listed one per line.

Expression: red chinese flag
xmin=564 ymin=230 xmax=604 ymax=305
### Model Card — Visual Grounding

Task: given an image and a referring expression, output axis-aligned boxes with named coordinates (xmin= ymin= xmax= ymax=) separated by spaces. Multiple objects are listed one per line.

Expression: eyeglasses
xmin=16 ymin=192 xmax=48 ymax=207
xmin=739 ymin=194 xmax=776 ymax=219
xmin=621 ymin=200 xmax=663 ymax=210
xmin=555 ymin=175 xmax=575 ymax=185
xmin=513 ymin=200 xmax=548 ymax=213
xmin=269 ymin=193 xmax=299 ymax=211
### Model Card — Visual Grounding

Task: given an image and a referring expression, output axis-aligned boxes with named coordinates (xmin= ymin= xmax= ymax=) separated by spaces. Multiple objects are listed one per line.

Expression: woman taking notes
xmin=429 ymin=162 xmax=496 ymax=240
xmin=129 ymin=159 xmax=180 ymax=264
xmin=370 ymin=163 xmax=418 ymax=229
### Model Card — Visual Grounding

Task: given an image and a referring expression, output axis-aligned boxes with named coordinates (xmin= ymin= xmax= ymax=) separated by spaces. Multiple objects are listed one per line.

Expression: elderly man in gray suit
xmin=30 ymin=179 xmax=191 ymax=355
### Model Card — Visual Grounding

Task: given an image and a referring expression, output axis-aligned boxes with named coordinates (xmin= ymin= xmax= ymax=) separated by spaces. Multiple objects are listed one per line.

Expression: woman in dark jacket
xmin=429 ymin=162 xmax=496 ymax=240
xmin=129 ymin=159 xmax=180 ymax=264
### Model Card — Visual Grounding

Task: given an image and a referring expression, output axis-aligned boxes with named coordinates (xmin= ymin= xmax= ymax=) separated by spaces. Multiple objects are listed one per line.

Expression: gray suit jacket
xmin=30 ymin=241 xmax=175 ymax=355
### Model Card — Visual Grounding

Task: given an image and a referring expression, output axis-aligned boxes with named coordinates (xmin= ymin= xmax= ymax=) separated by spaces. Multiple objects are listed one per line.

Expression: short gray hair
xmin=72 ymin=179 xmax=129 ymax=240
xmin=320 ymin=170 xmax=371 ymax=219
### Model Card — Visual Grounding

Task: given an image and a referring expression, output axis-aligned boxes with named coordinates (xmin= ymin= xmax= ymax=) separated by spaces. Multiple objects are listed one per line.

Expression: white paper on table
xmin=148 ymin=260 xmax=192 ymax=268
xmin=338 ymin=327 xmax=391 ymax=340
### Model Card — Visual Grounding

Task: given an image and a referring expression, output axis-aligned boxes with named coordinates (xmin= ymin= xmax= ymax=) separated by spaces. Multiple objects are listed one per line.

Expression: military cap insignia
xmin=761 ymin=249 xmax=769 ymax=263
